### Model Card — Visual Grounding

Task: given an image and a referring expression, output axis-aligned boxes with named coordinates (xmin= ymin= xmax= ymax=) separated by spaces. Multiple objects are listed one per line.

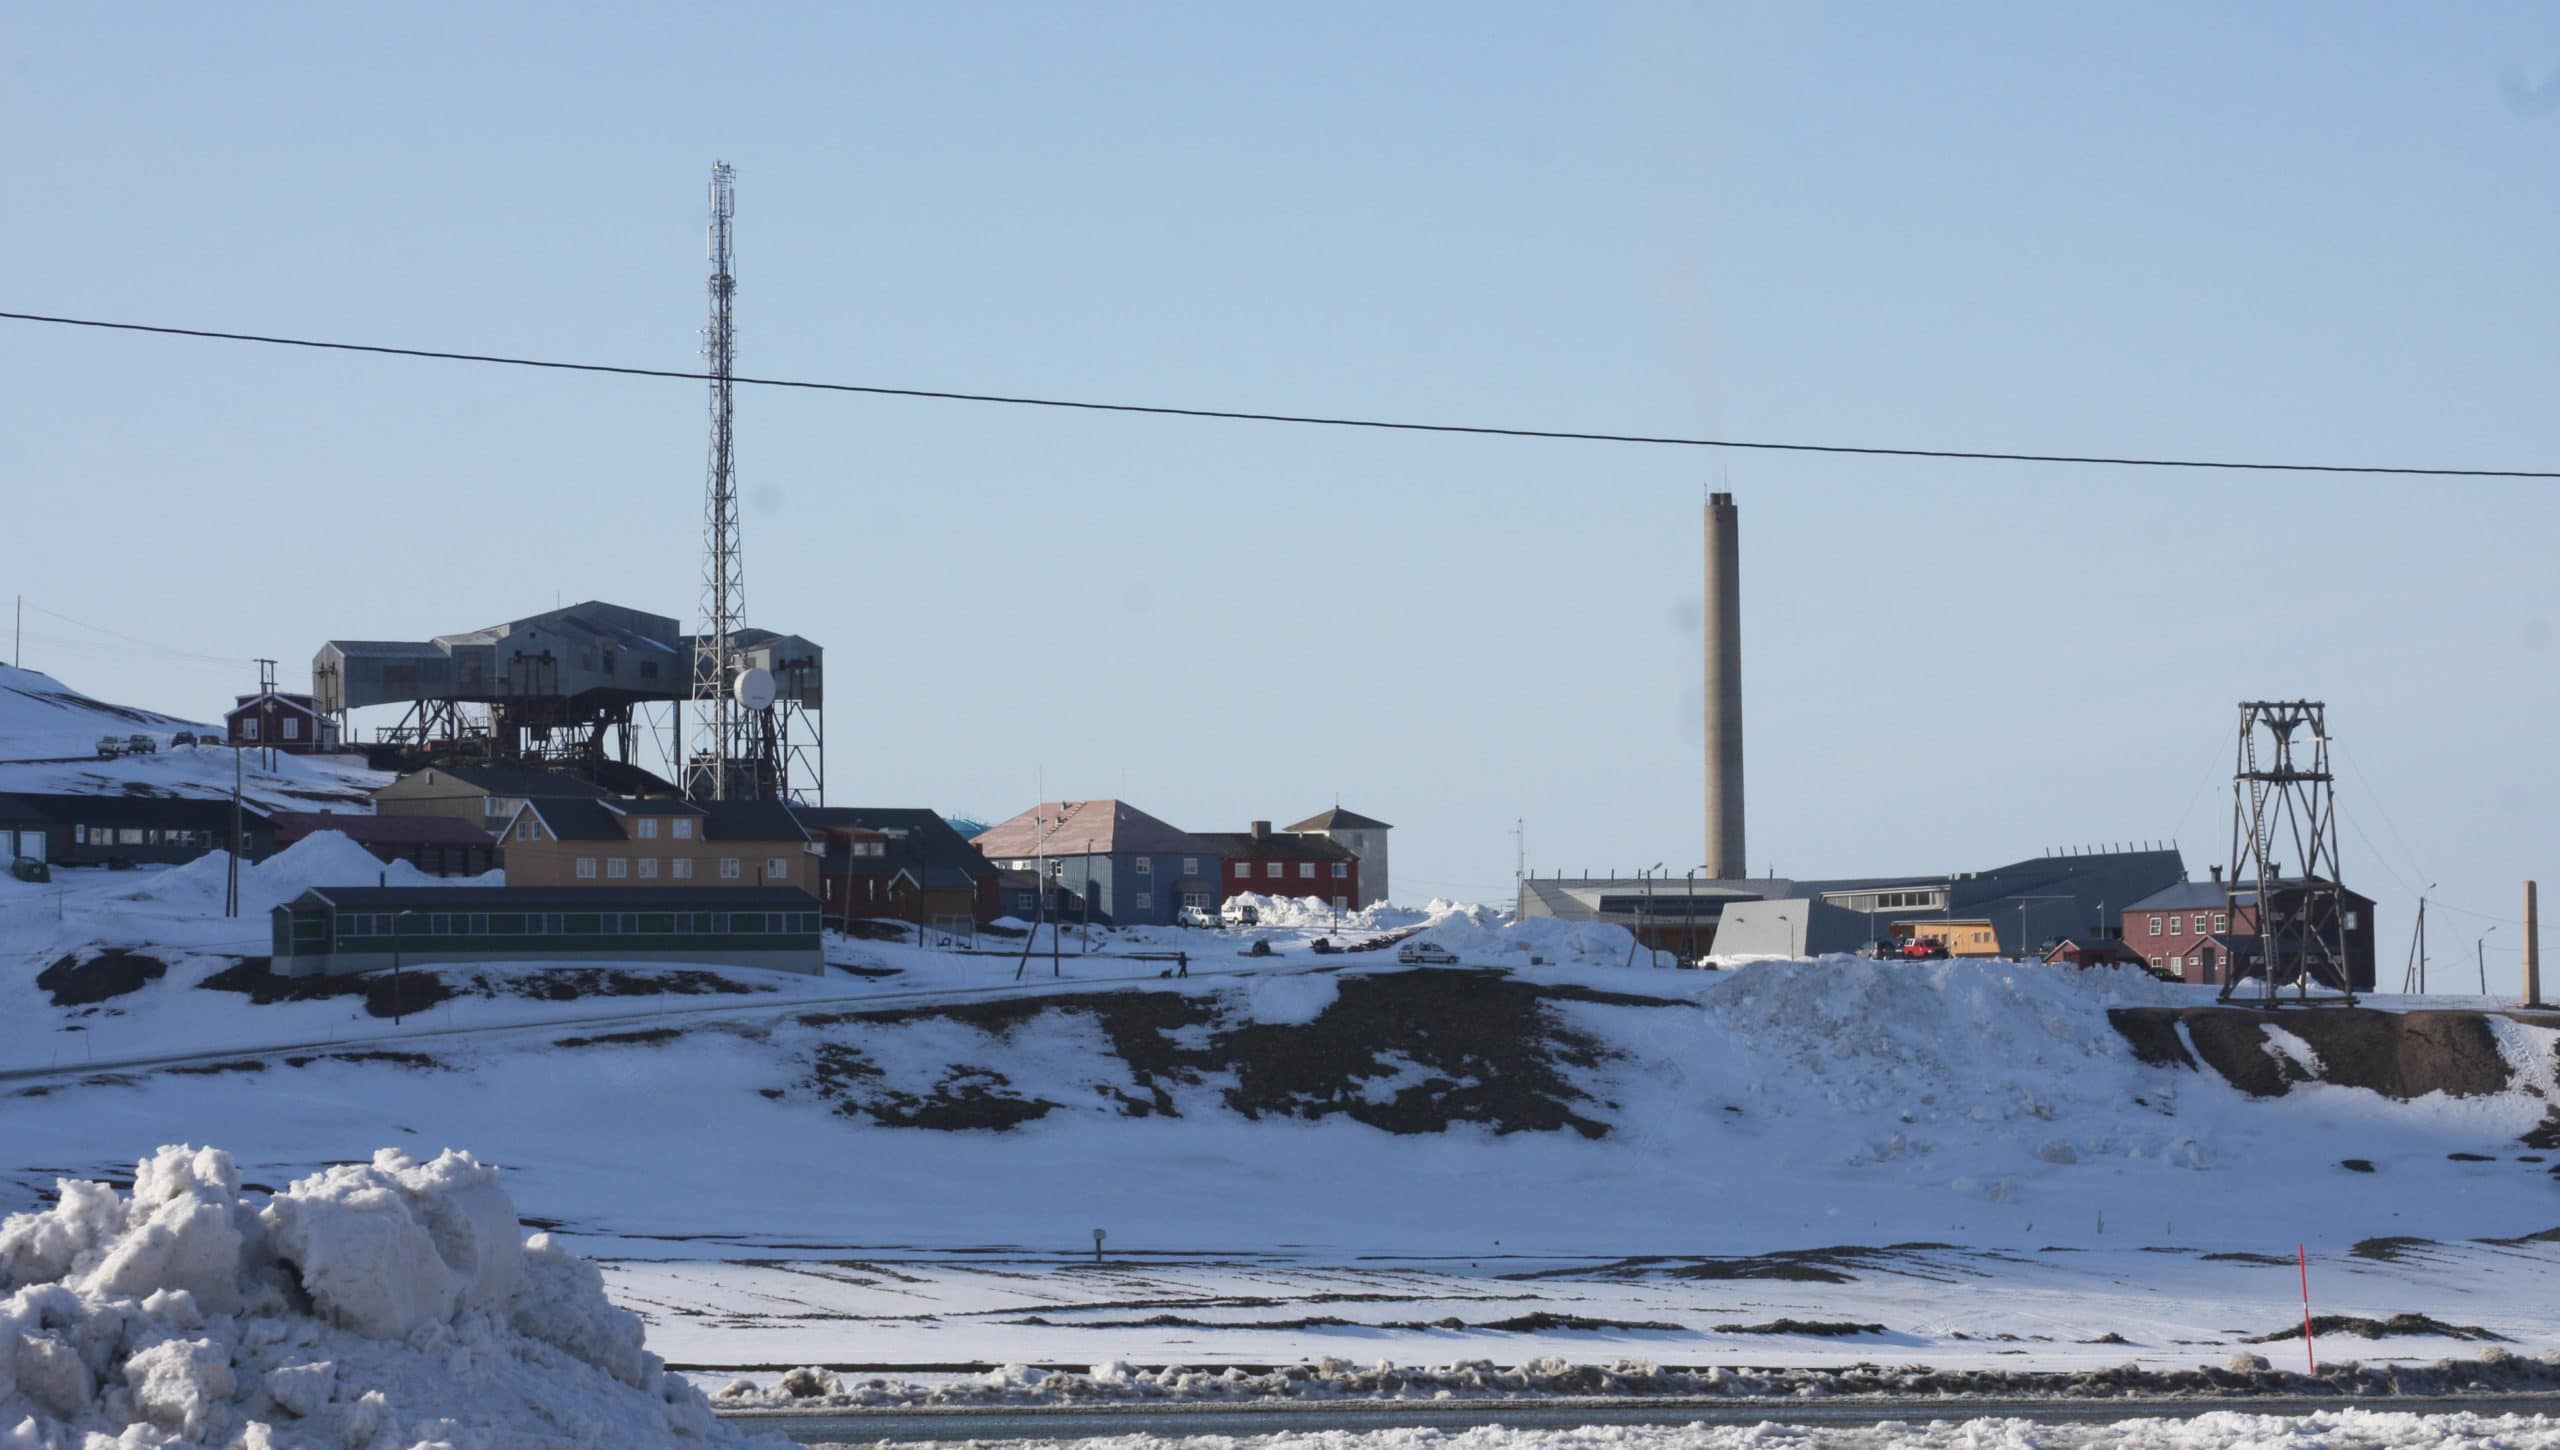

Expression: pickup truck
xmin=96 ymin=735 xmax=127 ymax=758
xmin=124 ymin=733 xmax=157 ymax=755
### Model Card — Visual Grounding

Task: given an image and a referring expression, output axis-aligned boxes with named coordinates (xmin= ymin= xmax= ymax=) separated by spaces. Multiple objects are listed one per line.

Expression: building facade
xmin=2122 ymin=874 xmax=2377 ymax=991
xmin=1196 ymin=822 xmax=1361 ymax=911
xmin=269 ymin=885 xmax=823 ymax=976
xmin=226 ymin=692 xmax=339 ymax=754
xmin=499 ymin=798 xmax=817 ymax=890
xmin=374 ymin=765 xmax=610 ymax=836
xmin=794 ymin=807 xmax=1001 ymax=928
xmin=1284 ymin=808 xmax=1391 ymax=907
xmin=0 ymin=793 xmax=275 ymax=868
xmin=969 ymin=799 xmax=1221 ymax=927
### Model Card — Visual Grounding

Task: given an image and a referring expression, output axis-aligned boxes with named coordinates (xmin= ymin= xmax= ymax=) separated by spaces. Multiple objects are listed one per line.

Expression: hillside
xmin=0 ymin=662 xmax=383 ymax=809
xmin=0 ymin=660 xmax=207 ymax=760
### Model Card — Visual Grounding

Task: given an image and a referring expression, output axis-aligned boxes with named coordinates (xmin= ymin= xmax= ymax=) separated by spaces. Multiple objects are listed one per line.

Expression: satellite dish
xmin=733 ymin=666 xmax=776 ymax=712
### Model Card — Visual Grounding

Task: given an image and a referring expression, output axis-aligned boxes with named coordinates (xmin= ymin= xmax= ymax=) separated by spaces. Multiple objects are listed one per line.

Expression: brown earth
xmin=2107 ymin=1007 xmax=2522 ymax=1100
xmin=795 ymin=969 xmax=1684 ymax=1137
xmin=37 ymin=949 xmax=169 ymax=1007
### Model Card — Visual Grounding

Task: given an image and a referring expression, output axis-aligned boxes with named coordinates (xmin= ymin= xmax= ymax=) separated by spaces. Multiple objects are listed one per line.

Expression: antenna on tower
xmin=687 ymin=162 xmax=746 ymax=802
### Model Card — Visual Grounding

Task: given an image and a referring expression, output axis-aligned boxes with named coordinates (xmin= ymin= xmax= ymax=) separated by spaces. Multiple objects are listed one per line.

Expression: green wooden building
xmin=269 ymin=885 xmax=824 ymax=977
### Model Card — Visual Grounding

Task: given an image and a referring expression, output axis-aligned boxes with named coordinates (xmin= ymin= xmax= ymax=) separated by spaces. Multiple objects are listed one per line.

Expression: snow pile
xmin=1398 ymin=901 xmax=1639 ymax=965
xmin=0 ymin=1144 xmax=774 ymax=1448
xmin=98 ymin=833 xmax=487 ymax=919
xmin=1703 ymin=956 xmax=2207 ymax=1177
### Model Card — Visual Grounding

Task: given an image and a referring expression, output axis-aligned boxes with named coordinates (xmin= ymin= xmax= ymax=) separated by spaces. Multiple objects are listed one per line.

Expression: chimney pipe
xmin=1250 ymin=820 xmax=1270 ymax=840
xmin=2526 ymin=880 xmax=2543 ymax=1007
xmin=1703 ymin=492 xmax=1745 ymax=879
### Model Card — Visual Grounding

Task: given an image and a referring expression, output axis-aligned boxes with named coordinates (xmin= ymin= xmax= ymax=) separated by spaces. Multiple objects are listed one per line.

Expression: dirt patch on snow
xmin=1507 ymin=1243 xmax=1954 ymax=1286
xmin=2109 ymin=1007 xmax=2519 ymax=1100
xmin=199 ymin=957 xmax=768 ymax=1019
xmin=2243 ymin=1312 xmax=2506 ymax=1343
xmin=36 ymin=948 xmax=169 ymax=1007
xmin=797 ymin=971 xmax=1633 ymax=1138
xmin=1712 ymin=1318 xmax=1888 ymax=1336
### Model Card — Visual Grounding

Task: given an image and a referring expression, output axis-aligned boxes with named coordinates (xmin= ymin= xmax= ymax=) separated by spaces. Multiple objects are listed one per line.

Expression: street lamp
xmin=2012 ymin=896 xmax=2075 ymax=963
xmin=2478 ymin=926 xmax=2499 ymax=997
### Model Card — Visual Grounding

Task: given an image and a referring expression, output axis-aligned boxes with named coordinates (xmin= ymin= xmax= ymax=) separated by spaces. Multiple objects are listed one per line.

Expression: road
xmin=732 ymin=1393 xmax=2560 ymax=1445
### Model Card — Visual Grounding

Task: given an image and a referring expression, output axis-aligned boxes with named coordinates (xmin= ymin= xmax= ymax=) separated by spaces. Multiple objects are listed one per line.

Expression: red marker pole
xmin=2298 ymin=1244 xmax=2316 ymax=1374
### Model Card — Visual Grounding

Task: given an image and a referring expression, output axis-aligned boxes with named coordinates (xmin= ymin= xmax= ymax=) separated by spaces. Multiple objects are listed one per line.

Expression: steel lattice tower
xmin=687 ymin=162 xmax=746 ymax=802
xmin=2225 ymin=700 xmax=2354 ymax=1004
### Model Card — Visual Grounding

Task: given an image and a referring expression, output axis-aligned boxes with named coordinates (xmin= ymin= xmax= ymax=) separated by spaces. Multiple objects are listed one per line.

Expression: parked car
xmin=1222 ymin=902 xmax=1261 ymax=927
xmin=1176 ymin=905 xmax=1218 ymax=928
xmin=1396 ymin=940 xmax=1459 ymax=965
xmin=124 ymin=734 xmax=157 ymax=755
xmin=95 ymin=734 xmax=126 ymax=758
xmin=170 ymin=731 xmax=198 ymax=747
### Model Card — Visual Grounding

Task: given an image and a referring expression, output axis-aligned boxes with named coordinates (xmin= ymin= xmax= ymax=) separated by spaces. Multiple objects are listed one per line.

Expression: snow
xmin=785 ymin=1411 xmax=2560 ymax=1449
xmin=0 ymin=1142 xmax=777 ymax=1448
xmin=0 ymin=663 xmax=206 ymax=763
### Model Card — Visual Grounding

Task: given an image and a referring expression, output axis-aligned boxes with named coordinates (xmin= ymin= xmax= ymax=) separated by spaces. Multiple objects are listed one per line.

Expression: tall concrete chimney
xmin=1704 ymin=492 xmax=1745 ymax=879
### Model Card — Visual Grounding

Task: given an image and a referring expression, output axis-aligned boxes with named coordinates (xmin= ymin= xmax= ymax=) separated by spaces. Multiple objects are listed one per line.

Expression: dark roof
xmin=284 ymin=885 xmax=819 ymax=912
xmin=1194 ymin=831 xmax=1354 ymax=863
xmin=1285 ymin=807 xmax=1393 ymax=832
xmin=407 ymin=765 xmax=611 ymax=800
xmin=794 ymin=806 xmax=999 ymax=880
xmin=2126 ymin=877 xmax=2376 ymax=913
xmin=971 ymin=799 xmax=1211 ymax=858
xmin=227 ymin=693 xmax=320 ymax=718
xmin=612 ymin=799 xmax=704 ymax=817
xmin=0 ymin=793 xmax=273 ymax=829
xmin=519 ymin=797 xmax=809 ymax=844
xmin=271 ymin=812 xmax=496 ymax=846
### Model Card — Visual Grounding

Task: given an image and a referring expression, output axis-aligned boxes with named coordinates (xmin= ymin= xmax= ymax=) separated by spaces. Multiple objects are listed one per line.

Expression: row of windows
xmin=335 ymin=909 xmax=817 ymax=938
xmin=237 ymin=715 xmax=301 ymax=741
xmin=572 ymin=856 xmax=790 ymax=881
xmin=2148 ymin=912 xmax=2231 ymax=937
xmin=1232 ymin=861 xmax=1350 ymax=880
xmin=631 ymin=817 xmax=697 ymax=841
xmin=71 ymin=826 xmax=216 ymax=848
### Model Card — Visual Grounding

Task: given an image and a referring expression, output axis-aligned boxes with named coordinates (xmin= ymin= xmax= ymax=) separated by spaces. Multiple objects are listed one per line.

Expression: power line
xmin=19 ymin=602 xmax=239 ymax=665
xmin=6 ymin=308 xmax=2558 ymax=479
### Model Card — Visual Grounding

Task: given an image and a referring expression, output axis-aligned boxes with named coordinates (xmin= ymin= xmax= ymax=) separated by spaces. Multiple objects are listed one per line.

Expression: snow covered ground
xmin=0 ymin=660 xmax=388 ymax=812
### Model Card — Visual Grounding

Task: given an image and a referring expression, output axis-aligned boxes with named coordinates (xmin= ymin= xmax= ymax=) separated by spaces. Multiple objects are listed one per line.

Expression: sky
xmin=2 ymin=4 xmax=2554 ymax=988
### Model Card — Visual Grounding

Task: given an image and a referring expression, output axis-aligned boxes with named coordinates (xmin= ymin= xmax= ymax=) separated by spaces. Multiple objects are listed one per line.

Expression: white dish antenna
xmin=733 ymin=666 xmax=776 ymax=712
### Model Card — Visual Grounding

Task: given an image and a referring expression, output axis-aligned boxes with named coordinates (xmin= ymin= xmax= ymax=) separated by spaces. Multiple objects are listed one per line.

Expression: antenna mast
xmin=688 ymin=162 xmax=744 ymax=801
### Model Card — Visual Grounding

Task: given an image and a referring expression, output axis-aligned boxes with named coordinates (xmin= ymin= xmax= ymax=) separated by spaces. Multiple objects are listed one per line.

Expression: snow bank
xmin=0 ymin=1144 xmax=775 ymax=1448
xmin=1399 ymin=901 xmax=1638 ymax=965
xmin=99 ymin=833 xmax=489 ymax=919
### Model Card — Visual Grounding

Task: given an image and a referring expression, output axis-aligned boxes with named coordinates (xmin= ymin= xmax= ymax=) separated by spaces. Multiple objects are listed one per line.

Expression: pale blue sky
xmin=3 ymin=4 xmax=2554 ymax=984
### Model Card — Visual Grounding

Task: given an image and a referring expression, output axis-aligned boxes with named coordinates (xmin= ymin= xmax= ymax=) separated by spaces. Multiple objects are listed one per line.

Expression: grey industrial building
xmin=312 ymin=600 xmax=822 ymax=799
xmin=1520 ymin=848 xmax=2186 ymax=961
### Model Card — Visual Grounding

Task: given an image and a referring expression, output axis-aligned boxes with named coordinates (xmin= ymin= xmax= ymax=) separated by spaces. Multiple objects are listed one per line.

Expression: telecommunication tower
xmin=686 ymin=162 xmax=750 ymax=801
xmin=2225 ymin=700 xmax=2354 ymax=1004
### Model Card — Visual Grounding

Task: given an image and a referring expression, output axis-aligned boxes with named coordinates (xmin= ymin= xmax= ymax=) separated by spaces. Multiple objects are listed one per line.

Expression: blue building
xmin=968 ymin=799 xmax=1222 ymax=927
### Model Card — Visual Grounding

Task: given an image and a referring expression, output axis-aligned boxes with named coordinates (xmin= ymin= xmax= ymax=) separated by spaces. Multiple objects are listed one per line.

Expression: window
xmin=2187 ymin=954 xmax=2201 ymax=970
xmin=766 ymin=857 xmax=790 ymax=880
xmin=484 ymin=797 xmax=513 ymax=819
xmin=672 ymin=858 xmax=693 ymax=880
xmin=281 ymin=716 xmax=299 ymax=741
xmin=672 ymin=818 xmax=694 ymax=840
xmin=1183 ymin=857 xmax=1199 ymax=876
xmin=720 ymin=858 xmax=741 ymax=879
xmin=638 ymin=858 xmax=659 ymax=879
xmin=637 ymin=818 xmax=659 ymax=840
xmin=1332 ymin=863 xmax=1348 ymax=879
xmin=2212 ymin=912 xmax=2228 ymax=932
xmin=1234 ymin=862 xmax=1252 ymax=878
xmin=242 ymin=718 xmax=259 ymax=741
xmin=2192 ymin=914 xmax=2206 ymax=934
xmin=1135 ymin=856 xmax=1152 ymax=875
xmin=1299 ymin=862 xmax=1316 ymax=879
xmin=607 ymin=858 xmax=629 ymax=879
xmin=119 ymin=828 xmax=147 ymax=845
xmin=1134 ymin=892 xmax=1152 ymax=910
xmin=2345 ymin=910 xmax=2360 ymax=930
xmin=1266 ymin=863 xmax=1283 ymax=879
xmin=576 ymin=857 xmax=597 ymax=879
xmin=2147 ymin=915 xmax=2162 ymax=937
xmin=2150 ymin=956 xmax=2164 ymax=969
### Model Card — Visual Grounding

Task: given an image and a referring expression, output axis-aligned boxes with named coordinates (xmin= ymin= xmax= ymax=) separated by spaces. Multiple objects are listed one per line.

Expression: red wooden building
xmin=1196 ymin=821 xmax=1362 ymax=911
xmin=2122 ymin=869 xmax=2377 ymax=991
xmin=226 ymin=691 xmax=340 ymax=754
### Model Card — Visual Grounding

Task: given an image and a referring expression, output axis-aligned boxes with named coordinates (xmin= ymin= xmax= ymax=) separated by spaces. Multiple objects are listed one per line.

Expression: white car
xmin=1396 ymin=940 xmax=1459 ymax=965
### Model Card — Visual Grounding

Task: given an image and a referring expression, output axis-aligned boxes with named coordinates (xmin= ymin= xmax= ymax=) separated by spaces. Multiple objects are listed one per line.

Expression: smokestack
xmin=1704 ymin=492 xmax=1745 ymax=879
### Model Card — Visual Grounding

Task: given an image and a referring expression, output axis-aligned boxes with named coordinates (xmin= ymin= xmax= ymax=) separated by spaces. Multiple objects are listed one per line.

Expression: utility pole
xmin=12 ymin=594 xmax=19 ymax=668
xmin=226 ymin=746 xmax=242 ymax=918
xmin=687 ymin=162 xmax=745 ymax=803
xmin=2477 ymin=926 xmax=2497 ymax=997
xmin=255 ymin=658 xmax=279 ymax=772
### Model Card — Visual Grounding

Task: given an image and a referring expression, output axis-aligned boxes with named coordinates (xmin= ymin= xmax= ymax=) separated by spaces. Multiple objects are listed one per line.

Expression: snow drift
xmin=0 ymin=1144 xmax=772 ymax=1448
xmin=98 ymin=833 xmax=491 ymax=920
